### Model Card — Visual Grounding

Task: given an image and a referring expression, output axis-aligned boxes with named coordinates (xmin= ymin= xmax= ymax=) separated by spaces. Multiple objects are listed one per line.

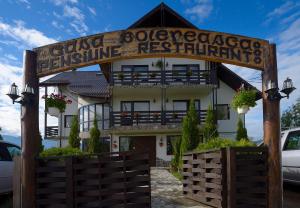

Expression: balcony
xmin=111 ymin=110 xmax=207 ymax=127
xmin=45 ymin=126 xmax=58 ymax=138
xmin=111 ymin=69 xmax=217 ymax=86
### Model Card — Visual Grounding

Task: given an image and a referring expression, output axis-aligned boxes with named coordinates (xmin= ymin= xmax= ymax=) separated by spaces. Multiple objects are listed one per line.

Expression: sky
xmin=0 ymin=0 xmax=300 ymax=140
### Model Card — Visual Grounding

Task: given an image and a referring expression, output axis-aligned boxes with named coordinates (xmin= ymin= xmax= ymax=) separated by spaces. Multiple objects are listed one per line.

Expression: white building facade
xmin=41 ymin=3 xmax=257 ymax=166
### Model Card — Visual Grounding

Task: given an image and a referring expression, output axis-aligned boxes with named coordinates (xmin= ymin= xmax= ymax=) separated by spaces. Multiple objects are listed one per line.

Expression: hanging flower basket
xmin=232 ymin=88 xmax=257 ymax=114
xmin=42 ymin=93 xmax=72 ymax=116
xmin=47 ymin=107 xmax=60 ymax=117
xmin=237 ymin=105 xmax=250 ymax=114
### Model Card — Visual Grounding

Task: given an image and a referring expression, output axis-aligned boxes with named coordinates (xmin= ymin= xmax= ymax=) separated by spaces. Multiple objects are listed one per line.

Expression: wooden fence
xmin=35 ymin=152 xmax=151 ymax=208
xmin=183 ymin=147 xmax=268 ymax=208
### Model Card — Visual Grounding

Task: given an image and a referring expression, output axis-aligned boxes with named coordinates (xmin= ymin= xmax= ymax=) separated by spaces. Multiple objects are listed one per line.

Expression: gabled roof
xmin=40 ymin=71 xmax=109 ymax=98
xmin=128 ymin=3 xmax=197 ymax=29
xmin=218 ymin=64 xmax=262 ymax=100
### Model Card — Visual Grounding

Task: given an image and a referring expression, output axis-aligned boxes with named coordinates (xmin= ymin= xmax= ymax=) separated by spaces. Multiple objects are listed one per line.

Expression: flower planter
xmin=237 ymin=105 xmax=249 ymax=114
xmin=47 ymin=107 xmax=60 ymax=117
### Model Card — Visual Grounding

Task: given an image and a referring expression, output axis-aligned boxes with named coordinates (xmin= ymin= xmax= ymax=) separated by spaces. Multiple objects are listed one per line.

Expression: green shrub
xmin=88 ymin=118 xmax=101 ymax=153
xmin=196 ymin=138 xmax=255 ymax=151
xmin=39 ymin=147 xmax=83 ymax=157
xmin=236 ymin=117 xmax=248 ymax=141
xmin=232 ymin=89 xmax=257 ymax=109
xmin=203 ymin=105 xmax=218 ymax=141
xmin=182 ymin=100 xmax=200 ymax=151
xmin=68 ymin=116 xmax=80 ymax=148
xmin=171 ymin=136 xmax=183 ymax=172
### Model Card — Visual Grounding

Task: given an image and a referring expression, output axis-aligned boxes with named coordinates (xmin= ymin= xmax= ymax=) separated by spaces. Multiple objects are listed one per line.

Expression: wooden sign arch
xmin=34 ymin=27 xmax=270 ymax=77
xmin=21 ymin=27 xmax=281 ymax=208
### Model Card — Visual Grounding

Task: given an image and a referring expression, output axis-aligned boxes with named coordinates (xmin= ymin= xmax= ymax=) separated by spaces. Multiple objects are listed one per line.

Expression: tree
xmin=88 ymin=118 xmax=101 ymax=153
xmin=203 ymin=105 xmax=218 ymax=141
xmin=236 ymin=117 xmax=248 ymax=141
xmin=68 ymin=116 xmax=80 ymax=148
xmin=171 ymin=136 xmax=183 ymax=172
xmin=181 ymin=100 xmax=200 ymax=151
xmin=0 ymin=127 xmax=3 ymax=140
xmin=281 ymin=98 xmax=300 ymax=130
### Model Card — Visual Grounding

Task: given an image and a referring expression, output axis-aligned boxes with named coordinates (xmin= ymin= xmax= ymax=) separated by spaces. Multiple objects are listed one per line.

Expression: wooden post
xmin=262 ymin=44 xmax=282 ymax=208
xmin=21 ymin=50 xmax=39 ymax=208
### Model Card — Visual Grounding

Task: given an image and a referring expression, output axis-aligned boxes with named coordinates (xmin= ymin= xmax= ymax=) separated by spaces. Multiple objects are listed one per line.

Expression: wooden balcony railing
xmin=111 ymin=69 xmax=217 ymax=86
xmin=111 ymin=110 xmax=207 ymax=127
xmin=45 ymin=126 xmax=58 ymax=138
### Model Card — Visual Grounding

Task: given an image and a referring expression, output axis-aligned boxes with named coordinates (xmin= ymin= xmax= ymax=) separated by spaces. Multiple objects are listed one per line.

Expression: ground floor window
xmin=216 ymin=104 xmax=230 ymax=120
xmin=166 ymin=135 xmax=181 ymax=155
xmin=81 ymin=137 xmax=111 ymax=152
xmin=119 ymin=136 xmax=134 ymax=151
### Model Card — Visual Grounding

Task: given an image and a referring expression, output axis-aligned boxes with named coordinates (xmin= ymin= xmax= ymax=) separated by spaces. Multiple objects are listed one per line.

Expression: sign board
xmin=34 ymin=28 xmax=269 ymax=77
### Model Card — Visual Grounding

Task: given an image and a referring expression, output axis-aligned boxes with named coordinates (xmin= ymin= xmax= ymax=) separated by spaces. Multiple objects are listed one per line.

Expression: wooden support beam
xmin=21 ymin=50 xmax=39 ymax=208
xmin=262 ymin=44 xmax=282 ymax=208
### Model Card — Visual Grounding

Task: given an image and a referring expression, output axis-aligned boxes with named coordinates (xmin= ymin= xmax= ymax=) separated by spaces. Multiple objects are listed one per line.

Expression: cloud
xmin=52 ymin=20 xmax=64 ymax=30
xmin=0 ymin=19 xmax=57 ymax=48
xmin=184 ymin=0 xmax=213 ymax=22
xmin=4 ymin=54 xmax=18 ymax=61
xmin=16 ymin=0 xmax=31 ymax=9
xmin=63 ymin=5 xmax=88 ymax=35
xmin=264 ymin=1 xmax=300 ymax=25
xmin=88 ymin=6 xmax=97 ymax=16
xmin=50 ymin=0 xmax=78 ymax=6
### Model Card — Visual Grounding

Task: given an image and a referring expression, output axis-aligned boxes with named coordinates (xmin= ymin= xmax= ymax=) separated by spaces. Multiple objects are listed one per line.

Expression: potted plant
xmin=117 ymin=72 xmax=124 ymax=80
xmin=186 ymin=69 xmax=193 ymax=77
xmin=150 ymin=72 xmax=157 ymax=79
xmin=155 ymin=60 xmax=163 ymax=69
xmin=133 ymin=72 xmax=140 ymax=79
xmin=232 ymin=88 xmax=257 ymax=114
xmin=133 ymin=112 xmax=140 ymax=119
xmin=42 ymin=93 xmax=72 ymax=117
xmin=153 ymin=112 xmax=160 ymax=120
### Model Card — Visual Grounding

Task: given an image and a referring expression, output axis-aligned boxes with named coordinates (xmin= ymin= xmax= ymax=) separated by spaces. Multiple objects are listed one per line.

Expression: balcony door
xmin=121 ymin=101 xmax=150 ymax=125
xmin=172 ymin=100 xmax=200 ymax=123
xmin=122 ymin=65 xmax=148 ymax=84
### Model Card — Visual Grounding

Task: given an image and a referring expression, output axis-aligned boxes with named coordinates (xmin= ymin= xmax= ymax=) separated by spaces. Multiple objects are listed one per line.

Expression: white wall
xmin=216 ymin=81 xmax=240 ymax=138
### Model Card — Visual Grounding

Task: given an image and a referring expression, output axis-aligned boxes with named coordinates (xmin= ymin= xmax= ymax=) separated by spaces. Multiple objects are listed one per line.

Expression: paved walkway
xmin=151 ymin=167 xmax=209 ymax=208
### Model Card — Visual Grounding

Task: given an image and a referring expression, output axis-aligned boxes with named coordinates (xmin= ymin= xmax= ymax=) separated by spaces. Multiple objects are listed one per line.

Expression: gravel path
xmin=151 ymin=167 xmax=209 ymax=208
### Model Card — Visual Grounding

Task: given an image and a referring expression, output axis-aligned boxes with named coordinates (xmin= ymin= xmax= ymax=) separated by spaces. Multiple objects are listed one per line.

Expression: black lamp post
xmin=264 ymin=77 xmax=296 ymax=101
xmin=7 ymin=83 xmax=35 ymax=105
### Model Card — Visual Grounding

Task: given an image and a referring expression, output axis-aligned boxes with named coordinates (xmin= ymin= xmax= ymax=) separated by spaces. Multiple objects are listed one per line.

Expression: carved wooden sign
xmin=34 ymin=28 xmax=269 ymax=77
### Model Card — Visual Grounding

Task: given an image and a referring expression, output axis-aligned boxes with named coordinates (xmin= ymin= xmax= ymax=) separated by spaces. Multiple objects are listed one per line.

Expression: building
xmin=40 ymin=3 xmax=259 ymax=166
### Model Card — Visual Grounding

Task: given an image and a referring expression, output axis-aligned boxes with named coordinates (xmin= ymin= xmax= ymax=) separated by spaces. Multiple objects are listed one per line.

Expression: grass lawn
xmin=0 ymin=193 xmax=13 ymax=208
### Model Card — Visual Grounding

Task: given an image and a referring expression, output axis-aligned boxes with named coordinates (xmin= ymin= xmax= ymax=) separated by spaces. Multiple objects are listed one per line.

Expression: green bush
xmin=203 ymin=105 xmax=218 ymax=141
xmin=182 ymin=100 xmax=200 ymax=151
xmin=68 ymin=116 xmax=80 ymax=148
xmin=236 ymin=117 xmax=248 ymax=141
xmin=170 ymin=136 xmax=183 ymax=172
xmin=39 ymin=147 xmax=83 ymax=157
xmin=88 ymin=118 xmax=101 ymax=153
xmin=196 ymin=138 xmax=255 ymax=151
xmin=232 ymin=89 xmax=257 ymax=109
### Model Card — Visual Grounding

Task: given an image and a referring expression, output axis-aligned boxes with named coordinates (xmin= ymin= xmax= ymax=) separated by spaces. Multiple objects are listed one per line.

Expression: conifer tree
xmin=203 ymin=105 xmax=218 ymax=141
xmin=0 ymin=127 xmax=3 ymax=140
xmin=181 ymin=100 xmax=200 ymax=151
xmin=88 ymin=118 xmax=101 ymax=153
xmin=68 ymin=116 xmax=80 ymax=148
xmin=236 ymin=117 xmax=248 ymax=141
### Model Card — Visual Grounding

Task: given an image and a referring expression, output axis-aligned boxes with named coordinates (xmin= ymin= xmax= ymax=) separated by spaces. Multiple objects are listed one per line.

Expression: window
xmin=78 ymin=103 xmax=110 ymax=132
xmin=172 ymin=64 xmax=200 ymax=81
xmin=167 ymin=135 xmax=180 ymax=155
xmin=64 ymin=115 xmax=75 ymax=128
xmin=284 ymin=131 xmax=300 ymax=151
xmin=216 ymin=104 xmax=230 ymax=120
xmin=121 ymin=101 xmax=150 ymax=112
xmin=121 ymin=65 xmax=149 ymax=83
xmin=119 ymin=137 xmax=134 ymax=152
xmin=173 ymin=100 xmax=200 ymax=111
